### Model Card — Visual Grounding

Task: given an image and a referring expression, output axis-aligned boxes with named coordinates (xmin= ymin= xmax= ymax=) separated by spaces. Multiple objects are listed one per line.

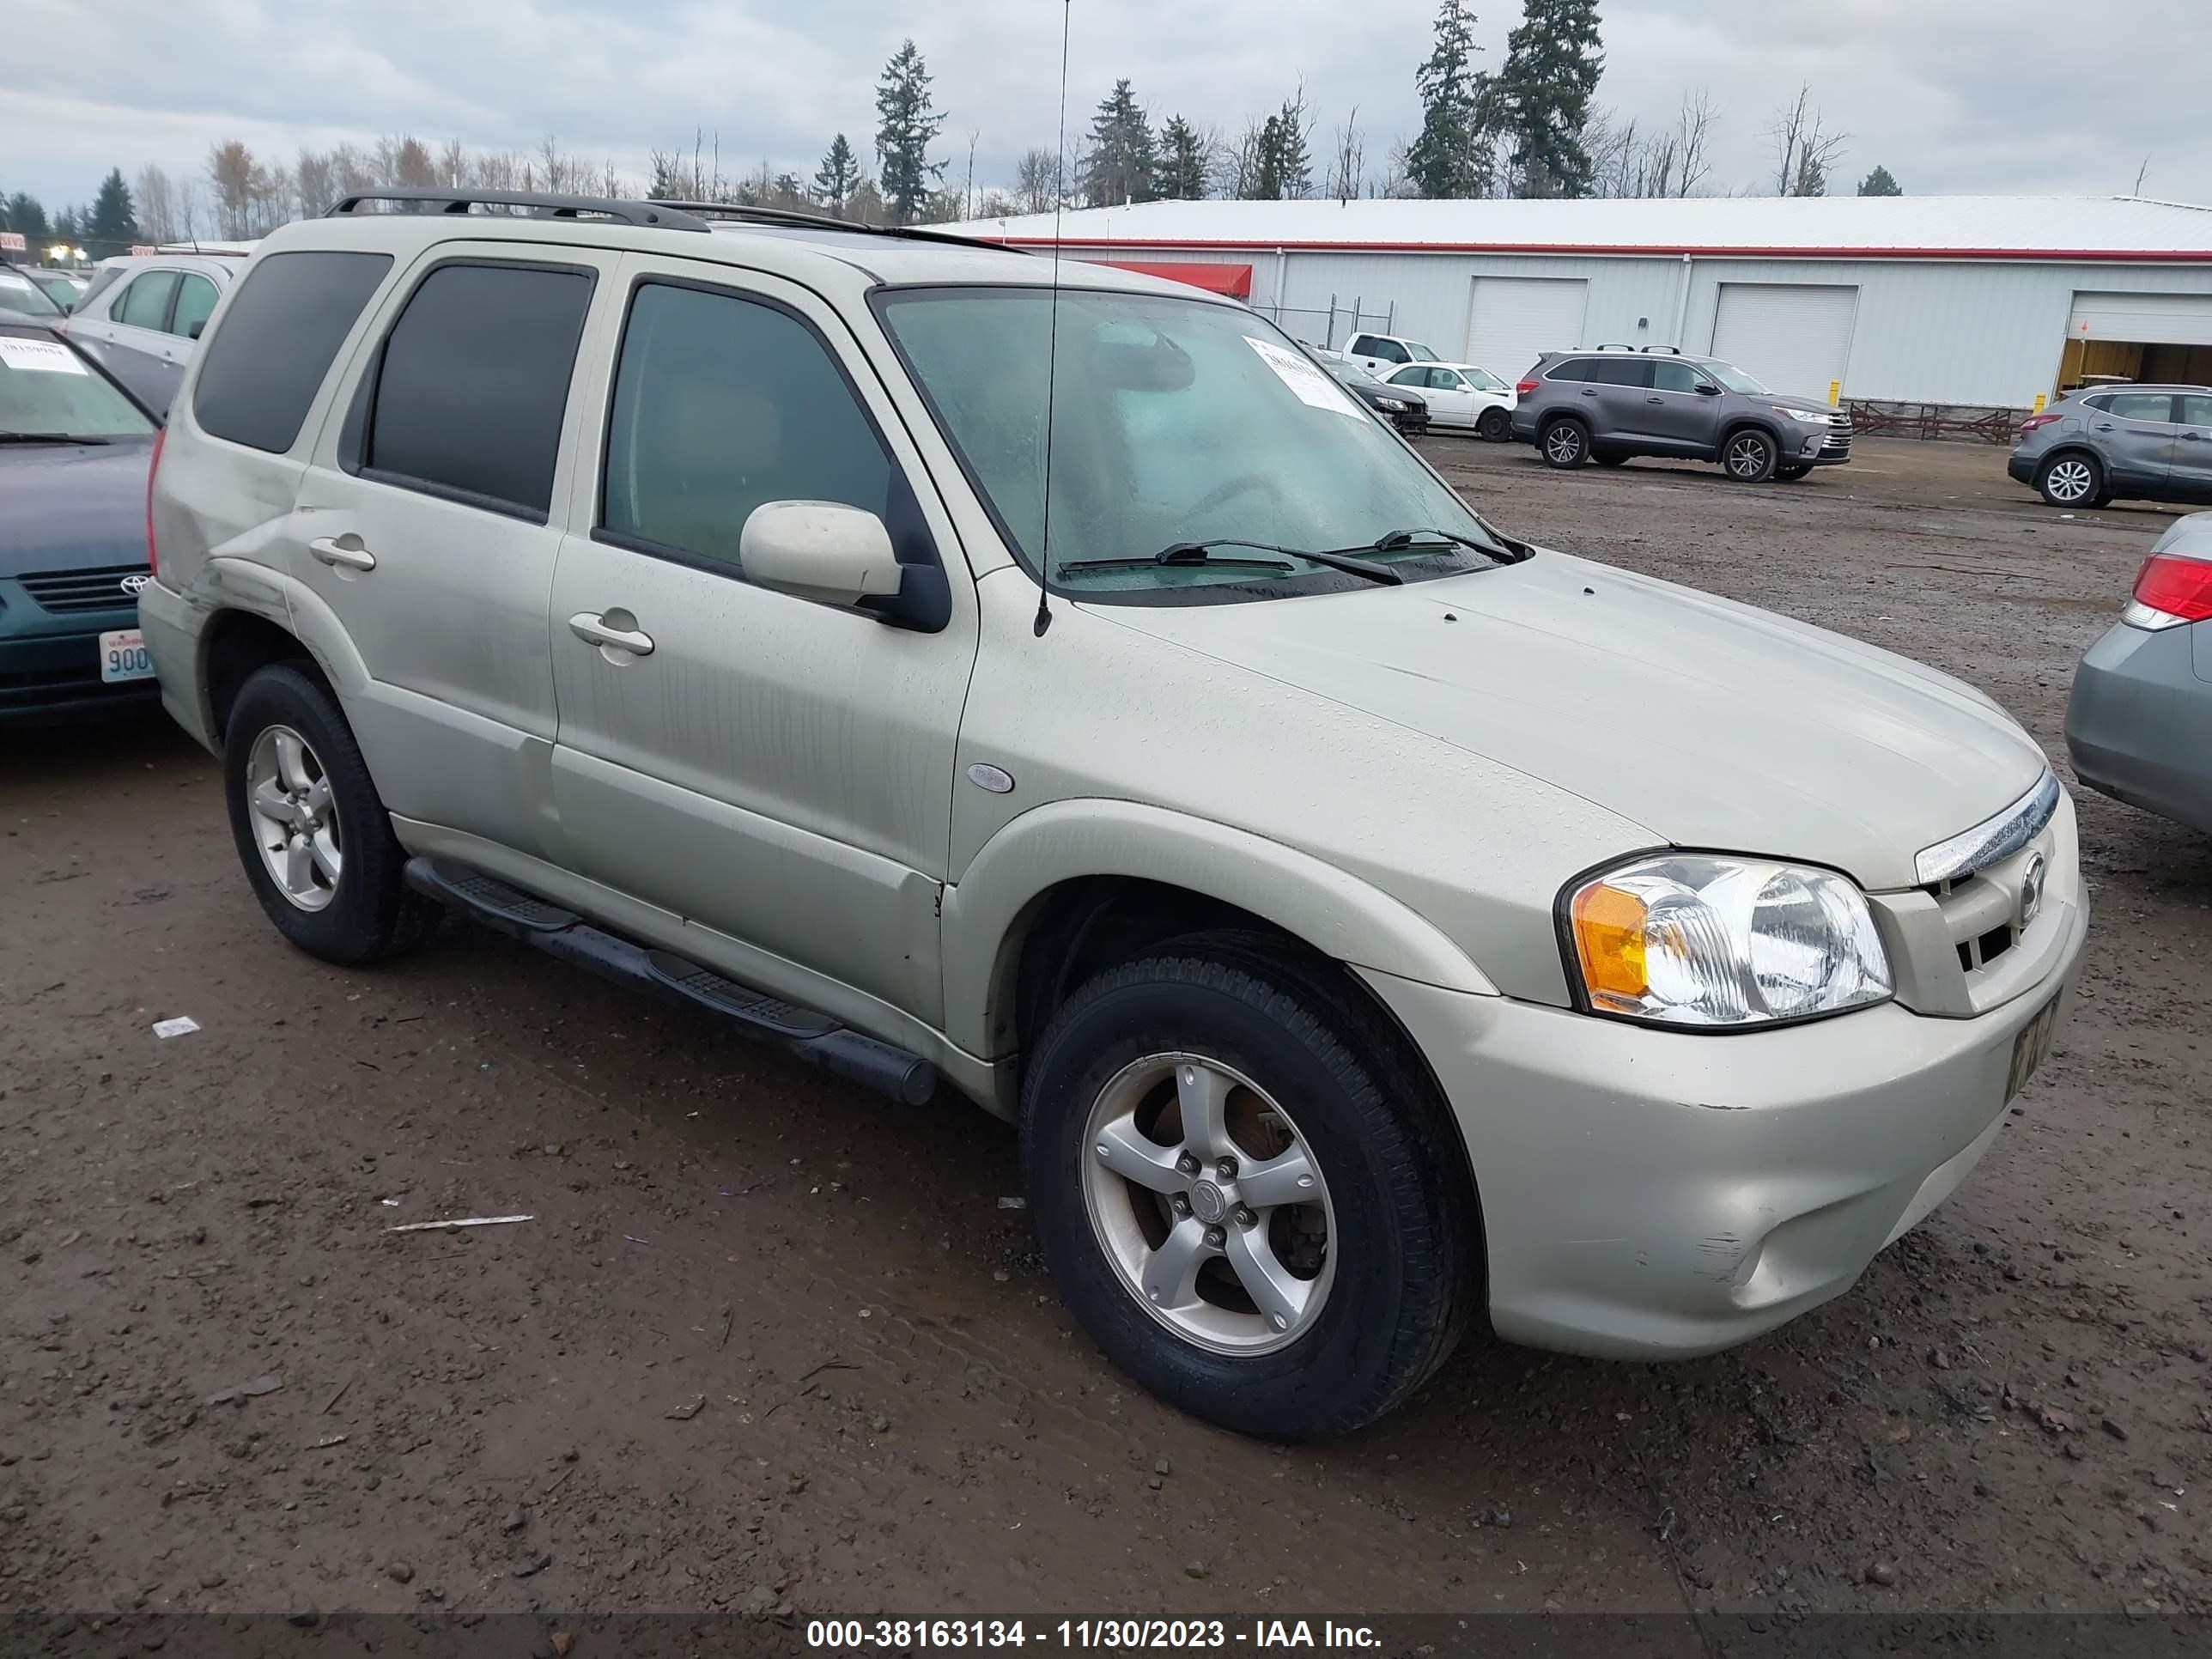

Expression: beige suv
xmin=143 ymin=190 xmax=2087 ymax=1439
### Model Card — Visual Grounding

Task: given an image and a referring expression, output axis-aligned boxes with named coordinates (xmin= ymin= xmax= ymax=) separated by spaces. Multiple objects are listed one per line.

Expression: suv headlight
xmin=1564 ymin=854 xmax=1892 ymax=1028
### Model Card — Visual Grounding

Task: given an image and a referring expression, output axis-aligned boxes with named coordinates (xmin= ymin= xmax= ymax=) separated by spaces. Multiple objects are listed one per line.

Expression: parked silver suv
xmin=1510 ymin=346 xmax=1852 ymax=481
xmin=2009 ymin=385 xmax=2212 ymax=509
xmin=143 ymin=191 xmax=2084 ymax=1439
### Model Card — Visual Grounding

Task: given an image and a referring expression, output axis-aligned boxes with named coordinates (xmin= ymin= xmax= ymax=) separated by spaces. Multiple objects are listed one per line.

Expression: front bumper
xmin=1360 ymin=893 xmax=2088 ymax=1359
xmin=0 ymin=585 xmax=156 ymax=721
xmin=2065 ymin=618 xmax=2212 ymax=834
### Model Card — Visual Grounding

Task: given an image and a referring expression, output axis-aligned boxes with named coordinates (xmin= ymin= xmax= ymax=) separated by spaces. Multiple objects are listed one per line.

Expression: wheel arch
xmin=204 ymin=605 xmax=327 ymax=747
xmin=943 ymin=799 xmax=1499 ymax=1096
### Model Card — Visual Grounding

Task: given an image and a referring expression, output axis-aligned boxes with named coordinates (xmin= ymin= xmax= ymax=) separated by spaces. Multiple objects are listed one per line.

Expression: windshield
xmin=1705 ymin=361 xmax=1769 ymax=394
xmin=876 ymin=286 xmax=1516 ymax=603
xmin=0 ymin=268 xmax=64 ymax=320
xmin=1406 ymin=341 xmax=1439 ymax=362
xmin=0 ymin=333 xmax=155 ymax=438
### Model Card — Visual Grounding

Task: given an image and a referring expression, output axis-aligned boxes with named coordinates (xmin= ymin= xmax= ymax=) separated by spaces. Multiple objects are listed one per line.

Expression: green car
xmin=0 ymin=318 xmax=162 ymax=720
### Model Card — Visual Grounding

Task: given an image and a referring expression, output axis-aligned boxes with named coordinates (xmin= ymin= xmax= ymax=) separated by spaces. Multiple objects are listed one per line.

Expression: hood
xmin=1096 ymin=550 xmax=2046 ymax=891
xmin=0 ymin=440 xmax=155 ymax=581
xmin=1768 ymin=396 xmax=1835 ymax=418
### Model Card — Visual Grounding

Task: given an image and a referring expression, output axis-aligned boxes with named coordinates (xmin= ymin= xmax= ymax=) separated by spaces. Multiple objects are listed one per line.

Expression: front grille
xmin=1820 ymin=410 xmax=1853 ymax=459
xmin=17 ymin=565 xmax=147 ymax=614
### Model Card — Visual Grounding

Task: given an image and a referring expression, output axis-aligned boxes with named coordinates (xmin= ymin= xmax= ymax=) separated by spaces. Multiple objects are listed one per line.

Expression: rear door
xmin=291 ymin=244 xmax=615 ymax=860
xmin=2172 ymin=393 xmax=2212 ymax=502
xmin=1421 ymin=368 xmax=1478 ymax=428
xmin=545 ymin=255 xmax=979 ymax=1023
xmin=1581 ymin=356 xmax=1653 ymax=441
xmin=2092 ymin=392 xmax=2179 ymax=494
xmin=78 ymin=267 xmax=183 ymax=410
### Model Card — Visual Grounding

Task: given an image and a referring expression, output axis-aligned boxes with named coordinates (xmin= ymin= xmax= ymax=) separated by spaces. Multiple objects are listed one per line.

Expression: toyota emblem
xmin=120 ymin=573 xmax=151 ymax=596
xmin=2020 ymin=853 xmax=2047 ymax=928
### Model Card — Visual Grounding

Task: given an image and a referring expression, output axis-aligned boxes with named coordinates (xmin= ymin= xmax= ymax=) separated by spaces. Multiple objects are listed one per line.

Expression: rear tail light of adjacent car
xmin=2017 ymin=410 xmax=2060 ymax=436
xmin=1514 ymin=378 xmax=1540 ymax=397
xmin=144 ymin=425 xmax=166 ymax=580
xmin=2124 ymin=551 xmax=2212 ymax=629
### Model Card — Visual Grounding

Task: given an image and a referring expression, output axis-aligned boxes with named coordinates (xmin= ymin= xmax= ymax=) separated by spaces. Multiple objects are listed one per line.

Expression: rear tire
xmin=1540 ymin=418 xmax=1589 ymax=469
xmin=1595 ymin=454 xmax=1628 ymax=467
xmin=2037 ymin=452 xmax=2102 ymax=507
xmin=1477 ymin=406 xmax=1510 ymax=442
xmin=1021 ymin=947 xmax=1475 ymax=1440
xmin=222 ymin=665 xmax=428 ymax=966
xmin=1721 ymin=427 xmax=1778 ymax=483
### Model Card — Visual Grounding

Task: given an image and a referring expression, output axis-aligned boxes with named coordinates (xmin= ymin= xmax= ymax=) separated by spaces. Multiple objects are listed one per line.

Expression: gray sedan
xmin=2065 ymin=513 xmax=2212 ymax=833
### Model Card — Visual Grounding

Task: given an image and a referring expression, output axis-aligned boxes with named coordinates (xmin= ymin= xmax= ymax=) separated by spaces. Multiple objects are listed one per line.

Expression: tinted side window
xmin=366 ymin=263 xmax=592 ymax=517
xmin=1548 ymin=357 xmax=1595 ymax=382
xmin=171 ymin=274 xmax=220 ymax=338
xmin=118 ymin=271 xmax=179 ymax=330
xmin=2106 ymin=392 xmax=2176 ymax=424
xmin=1385 ymin=367 xmax=1425 ymax=388
xmin=1582 ymin=357 xmax=1651 ymax=387
xmin=602 ymin=282 xmax=894 ymax=572
xmin=2180 ymin=394 xmax=2212 ymax=427
xmin=195 ymin=251 xmax=394 ymax=454
xmin=1651 ymin=361 xmax=1704 ymax=393
xmin=78 ymin=264 xmax=127 ymax=313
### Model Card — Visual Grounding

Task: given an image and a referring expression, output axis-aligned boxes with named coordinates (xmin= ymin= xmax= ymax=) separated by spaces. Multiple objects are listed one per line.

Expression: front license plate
xmin=2006 ymin=995 xmax=2060 ymax=1101
xmin=99 ymin=629 xmax=155 ymax=684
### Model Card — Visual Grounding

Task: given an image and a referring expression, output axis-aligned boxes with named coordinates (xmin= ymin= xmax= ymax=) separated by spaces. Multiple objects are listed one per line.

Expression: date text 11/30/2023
xmin=805 ymin=1619 xmax=1383 ymax=1650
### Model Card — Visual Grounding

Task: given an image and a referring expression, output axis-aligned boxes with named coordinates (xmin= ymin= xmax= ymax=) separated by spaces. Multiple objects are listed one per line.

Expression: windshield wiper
xmin=1058 ymin=538 xmax=1401 ymax=586
xmin=0 ymin=431 xmax=112 ymax=446
xmin=1367 ymin=526 xmax=1518 ymax=563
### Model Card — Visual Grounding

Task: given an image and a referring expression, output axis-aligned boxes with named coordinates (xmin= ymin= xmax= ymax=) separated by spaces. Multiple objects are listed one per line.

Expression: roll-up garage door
xmin=1710 ymin=283 xmax=1858 ymax=400
xmin=1464 ymin=276 xmax=1589 ymax=381
xmin=2068 ymin=292 xmax=2212 ymax=347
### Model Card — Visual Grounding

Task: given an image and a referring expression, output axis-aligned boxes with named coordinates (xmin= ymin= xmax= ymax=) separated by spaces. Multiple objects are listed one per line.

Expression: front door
xmin=2092 ymin=391 xmax=2179 ymax=495
xmin=547 ymin=257 xmax=978 ymax=1024
xmin=1642 ymin=358 xmax=1722 ymax=453
xmin=2172 ymin=393 xmax=2212 ymax=502
xmin=291 ymin=244 xmax=614 ymax=860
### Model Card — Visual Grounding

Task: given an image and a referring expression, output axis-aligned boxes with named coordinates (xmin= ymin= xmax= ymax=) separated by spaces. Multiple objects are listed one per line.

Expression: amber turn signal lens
xmin=1571 ymin=883 xmax=1649 ymax=1003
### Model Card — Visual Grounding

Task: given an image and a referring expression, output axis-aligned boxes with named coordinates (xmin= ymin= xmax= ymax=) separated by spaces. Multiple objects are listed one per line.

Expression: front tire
xmin=2037 ymin=452 xmax=2102 ymax=507
xmin=223 ymin=665 xmax=428 ymax=965
xmin=1777 ymin=464 xmax=1812 ymax=481
xmin=1721 ymin=427 xmax=1778 ymax=482
xmin=1477 ymin=406 xmax=1511 ymax=442
xmin=1021 ymin=948 xmax=1475 ymax=1440
xmin=1540 ymin=417 xmax=1589 ymax=469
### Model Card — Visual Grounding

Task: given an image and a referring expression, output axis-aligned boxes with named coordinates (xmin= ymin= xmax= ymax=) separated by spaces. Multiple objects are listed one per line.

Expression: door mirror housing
xmin=739 ymin=501 xmax=904 ymax=610
xmin=1694 ymin=380 xmax=1723 ymax=395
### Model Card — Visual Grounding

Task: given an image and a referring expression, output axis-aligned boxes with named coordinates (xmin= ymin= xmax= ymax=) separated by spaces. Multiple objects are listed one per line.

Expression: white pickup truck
xmin=1317 ymin=331 xmax=1441 ymax=378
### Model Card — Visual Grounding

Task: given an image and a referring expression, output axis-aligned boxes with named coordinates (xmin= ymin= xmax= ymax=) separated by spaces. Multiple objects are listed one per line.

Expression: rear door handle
xmin=568 ymin=611 xmax=655 ymax=656
xmin=307 ymin=536 xmax=376 ymax=572
xmin=2181 ymin=430 xmax=2205 ymax=441
xmin=1580 ymin=387 xmax=1598 ymax=397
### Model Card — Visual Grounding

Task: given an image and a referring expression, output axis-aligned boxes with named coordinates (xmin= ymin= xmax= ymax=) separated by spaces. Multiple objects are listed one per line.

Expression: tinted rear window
xmin=363 ymin=262 xmax=592 ymax=519
xmin=194 ymin=251 xmax=393 ymax=453
xmin=1582 ymin=357 xmax=1651 ymax=387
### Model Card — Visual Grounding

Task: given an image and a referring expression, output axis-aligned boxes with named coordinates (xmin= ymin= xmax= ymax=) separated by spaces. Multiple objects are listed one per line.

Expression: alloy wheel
xmin=245 ymin=724 xmax=343 ymax=911
xmin=1544 ymin=423 xmax=1584 ymax=465
xmin=2044 ymin=459 xmax=2094 ymax=503
xmin=1081 ymin=1053 xmax=1336 ymax=1356
xmin=1725 ymin=433 xmax=1772 ymax=478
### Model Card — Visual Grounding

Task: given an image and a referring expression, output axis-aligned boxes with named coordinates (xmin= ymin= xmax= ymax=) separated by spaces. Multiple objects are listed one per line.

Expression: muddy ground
xmin=2 ymin=437 xmax=2207 ymax=1632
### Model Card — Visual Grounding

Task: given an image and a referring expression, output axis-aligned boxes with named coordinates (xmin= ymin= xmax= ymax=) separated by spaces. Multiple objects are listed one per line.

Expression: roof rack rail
xmin=1638 ymin=343 xmax=1683 ymax=354
xmin=325 ymin=188 xmax=710 ymax=232
xmin=647 ymin=200 xmax=1030 ymax=255
xmin=1594 ymin=341 xmax=1635 ymax=351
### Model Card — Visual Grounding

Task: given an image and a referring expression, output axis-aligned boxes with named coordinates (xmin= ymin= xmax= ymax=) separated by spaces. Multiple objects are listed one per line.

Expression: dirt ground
xmin=3 ymin=437 xmax=2208 ymax=1632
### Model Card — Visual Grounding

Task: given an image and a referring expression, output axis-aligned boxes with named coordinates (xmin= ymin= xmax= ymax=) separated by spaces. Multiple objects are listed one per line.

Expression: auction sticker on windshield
xmin=0 ymin=337 xmax=88 ymax=375
xmin=1245 ymin=336 xmax=1363 ymax=419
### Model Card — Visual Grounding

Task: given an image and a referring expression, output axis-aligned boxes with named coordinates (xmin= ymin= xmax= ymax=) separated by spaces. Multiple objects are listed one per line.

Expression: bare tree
xmin=207 ymin=141 xmax=256 ymax=238
xmin=331 ymin=143 xmax=376 ymax=197
xmin=133 ymin=164 xmax=177 ymax=243
xmin=1327 ymin=106 xmax=1365 ymax=203
xmin=295 ymin=149 xmax=337 ymax=217
xmin=1224 ymin=116 xmax=1267 ymax=200
xmin=174 ymin=176 xmax=207 ymax=243
xmin=1013 ymin=147 xmax=1059 ymax=214
xmin=1767 ymin=83 xmax=1845 ymax=197
xmin=1583 ymin=92 xmax=1715 ymax=199
xmin=439 ymin=138 xmax=466 ymax=189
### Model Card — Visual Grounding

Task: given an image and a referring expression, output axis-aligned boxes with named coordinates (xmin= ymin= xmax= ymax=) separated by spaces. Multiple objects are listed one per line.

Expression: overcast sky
xmin=7 ymin=0 xmax=2209 ymax=214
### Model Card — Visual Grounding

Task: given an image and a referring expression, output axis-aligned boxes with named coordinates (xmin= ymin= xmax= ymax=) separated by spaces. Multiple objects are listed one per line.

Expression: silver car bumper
xmin=1360 ymin=893 xmax=2088 ymax=1359
xmin=2065 ymin=618 xmax=2212 ymax=835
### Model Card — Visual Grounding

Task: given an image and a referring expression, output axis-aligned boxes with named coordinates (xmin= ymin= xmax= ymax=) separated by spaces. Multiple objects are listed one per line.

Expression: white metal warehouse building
xmin=952 ymin=196 xmax=2212 ymax=413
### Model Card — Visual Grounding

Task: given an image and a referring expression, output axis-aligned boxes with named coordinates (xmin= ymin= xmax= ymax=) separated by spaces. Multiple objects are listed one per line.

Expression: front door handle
xmin=568 ymin=611 xmax=655 ymax=656
xmin=2181 ymin=430 xmax=2205 ymax=441
xmin=1645 ymin=395 xmax=1664 ymax=404
xmin=1580 ymin=386 xmax=1598 ymax=397
xmin=2094 ymin=422 xmax=2115 ymax=432
xmin=307 ymin=536 xmax=376 ymax=572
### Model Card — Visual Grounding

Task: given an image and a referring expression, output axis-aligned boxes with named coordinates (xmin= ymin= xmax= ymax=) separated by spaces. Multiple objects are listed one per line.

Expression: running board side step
xmin=403 ymin=857 xmax=938 ymax=1105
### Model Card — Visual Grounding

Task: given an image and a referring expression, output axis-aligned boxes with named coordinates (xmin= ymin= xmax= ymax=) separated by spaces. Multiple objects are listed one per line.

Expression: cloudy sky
xmin=7 ymin=0 xmax=2209 ymax=214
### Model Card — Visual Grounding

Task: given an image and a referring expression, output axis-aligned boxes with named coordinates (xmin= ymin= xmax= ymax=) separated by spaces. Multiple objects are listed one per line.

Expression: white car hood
xmin=1096 ymin=549 xmax=2048 ymax=891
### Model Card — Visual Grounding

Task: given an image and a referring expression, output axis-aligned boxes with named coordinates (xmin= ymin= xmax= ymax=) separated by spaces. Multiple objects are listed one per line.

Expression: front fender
xmin=939 ymin=796 xmax=1499 ymax=1060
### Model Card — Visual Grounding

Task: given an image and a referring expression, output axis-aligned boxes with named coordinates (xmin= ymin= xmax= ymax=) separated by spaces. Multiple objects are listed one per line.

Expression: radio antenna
xmin=1033 ymin=0 xmax=1073 ymax=638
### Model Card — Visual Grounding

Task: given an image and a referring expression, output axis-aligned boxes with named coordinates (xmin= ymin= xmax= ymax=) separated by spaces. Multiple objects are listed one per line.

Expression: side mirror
xmin=187 ymin=319 xmax=205 ymax=340
xmin=1694 ymin=380 xmax=1722 ymax=395
xmin=739 ymin=501 xmax=902 ymax=610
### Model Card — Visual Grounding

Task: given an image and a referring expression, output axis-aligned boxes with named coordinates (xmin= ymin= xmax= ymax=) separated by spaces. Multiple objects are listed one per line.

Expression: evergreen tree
xmin=88 ymin=167 xmax=138 ymax=248
xmin=1 ymin=192 xmax=50 ymax=243
xmin=874 ymin=40 xmax=946 ymax=225
xmin=814 ymin=134 xmax=861 ymax=210
xmin=1406 ymin=0 xmax=1492 ymax=198
xmin=1856 ymin=163 xmax=1901 ymax=197
xmin=1498 ymin=0 xmax=1604 ymax=198
xmin=1264 ymin=89 xmax=1314 ymax=199
xmin=1153 ymin=117 xmax=1210 ymax=200
xmin=1079 ymin=80 xmax=1158 ymax=208
xmin=52 ymin=207 xmax=81 ymax=246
